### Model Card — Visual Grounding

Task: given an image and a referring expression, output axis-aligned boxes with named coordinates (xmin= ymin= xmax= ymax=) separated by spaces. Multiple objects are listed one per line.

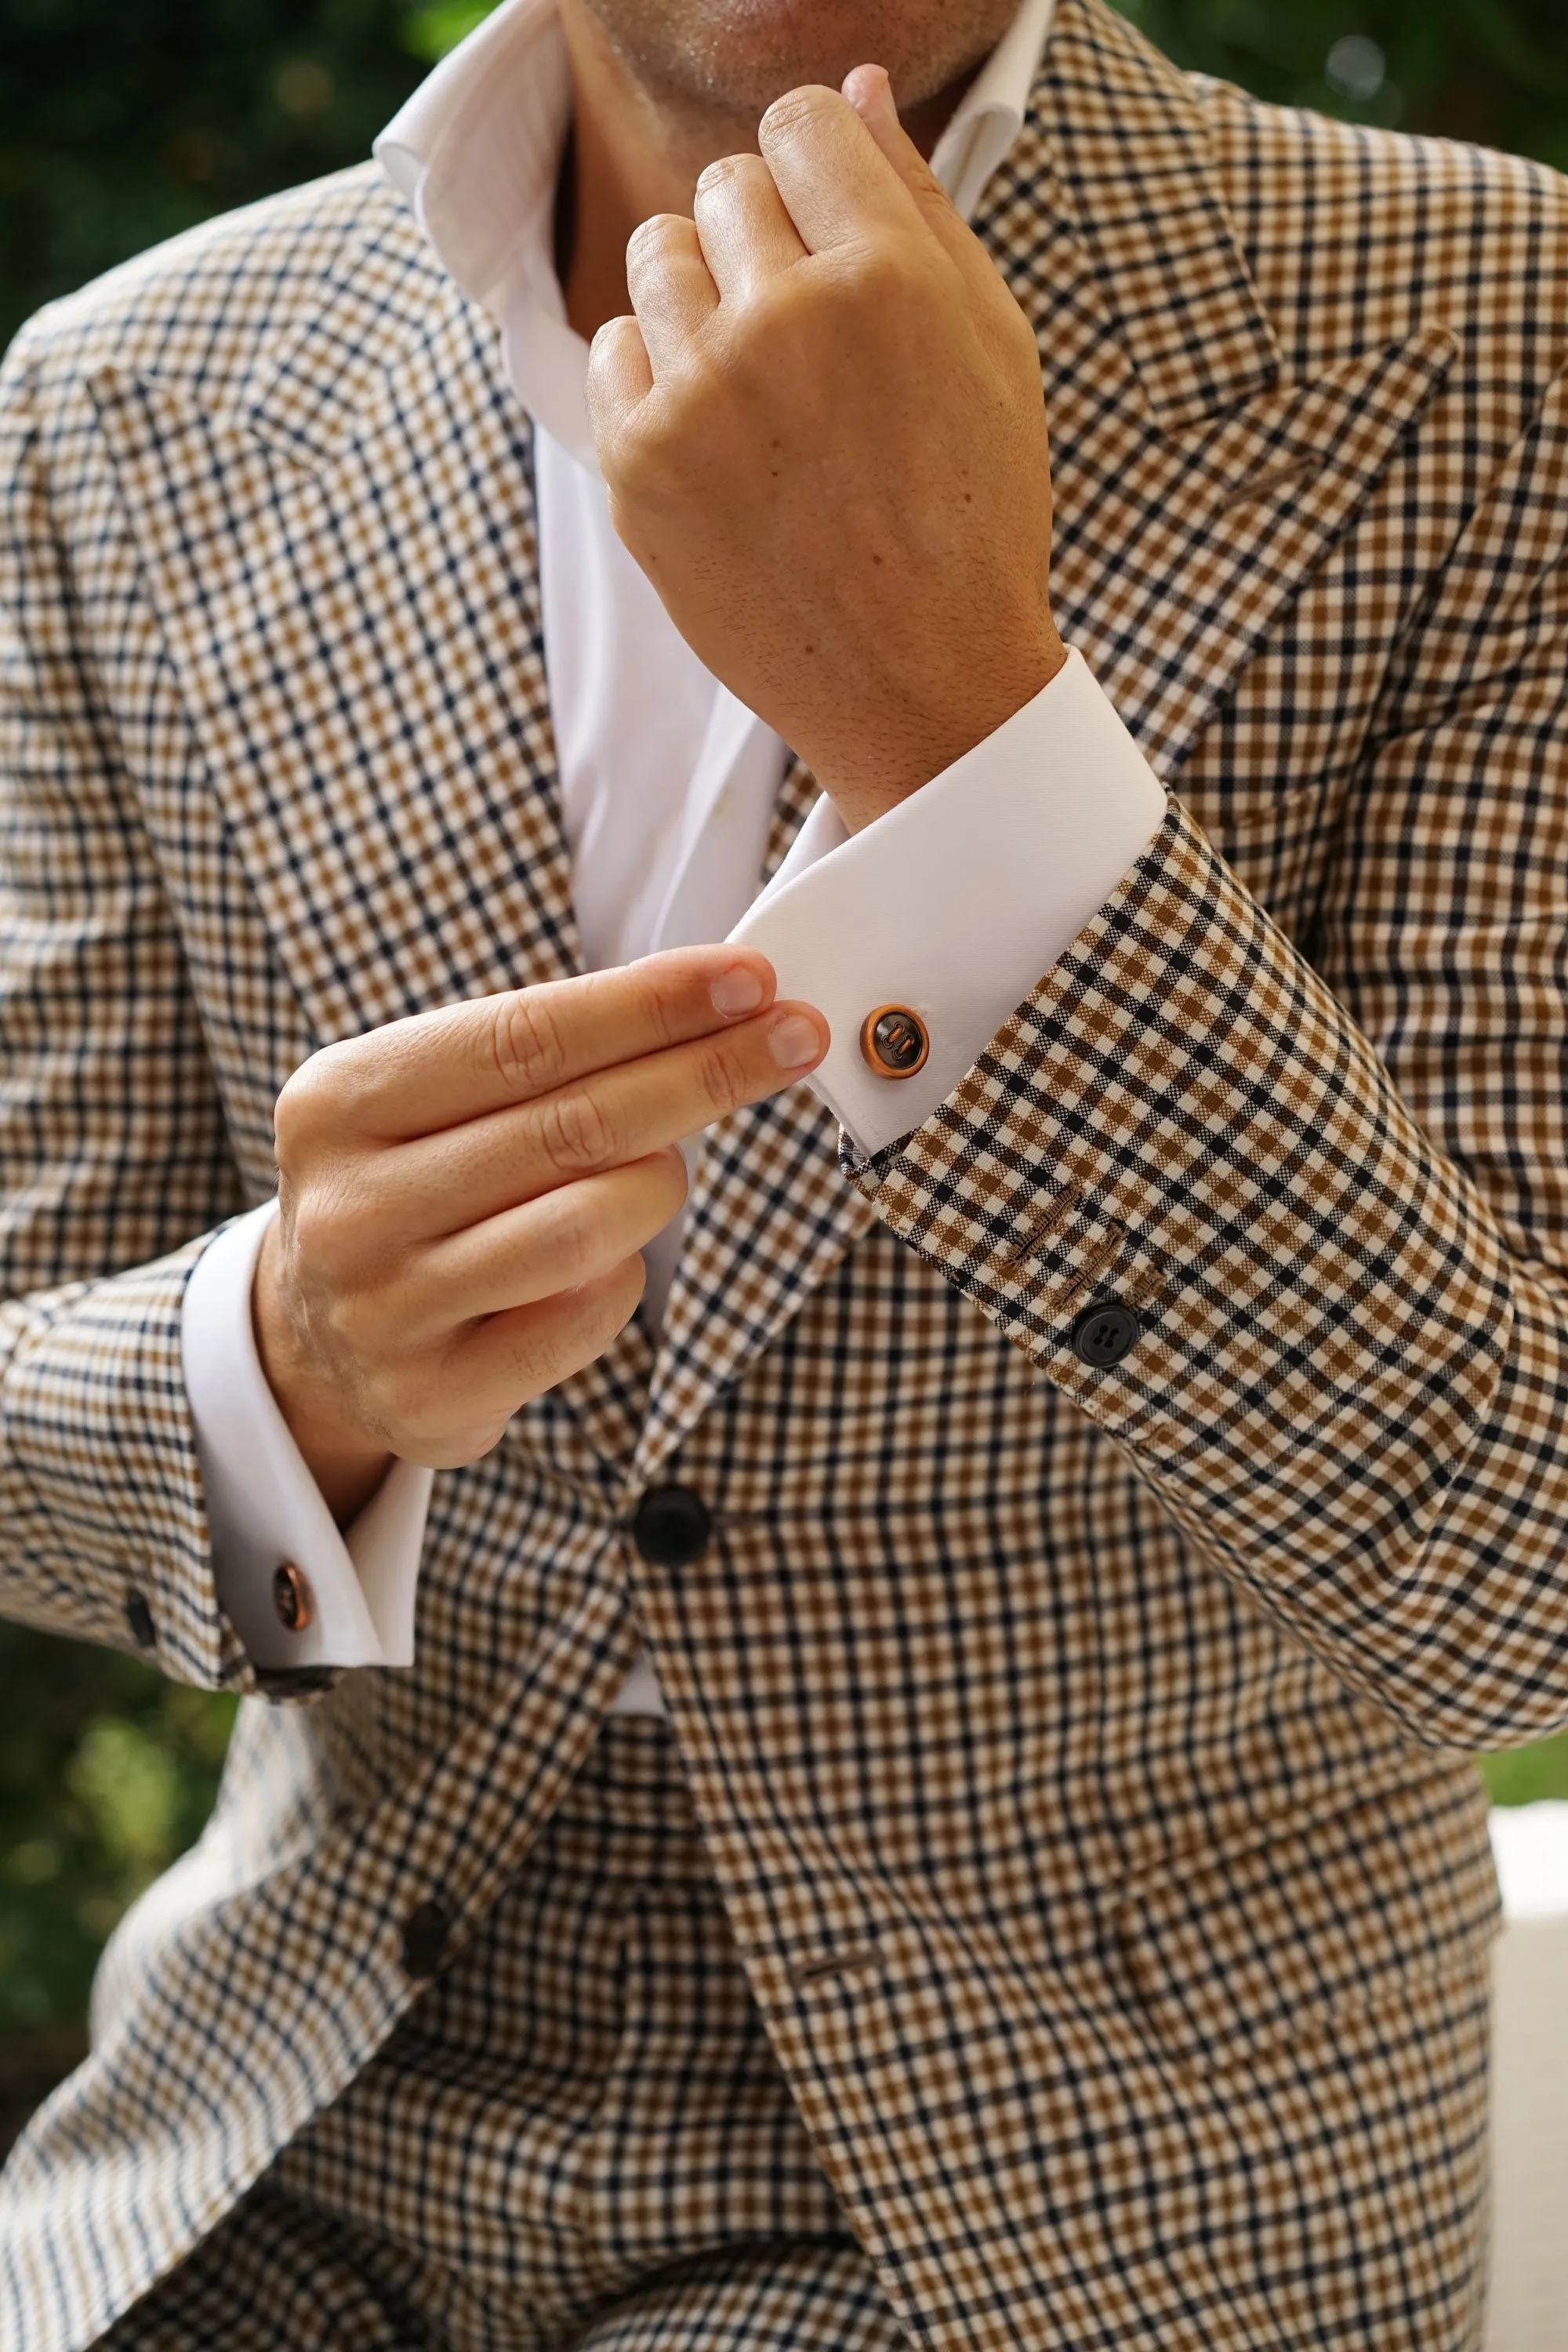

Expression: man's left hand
xmin=586 ymin=64 xmax=1066 ymax=836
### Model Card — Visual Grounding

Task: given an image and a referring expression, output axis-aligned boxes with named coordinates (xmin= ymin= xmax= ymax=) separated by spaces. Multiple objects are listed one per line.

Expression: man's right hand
xmin=252 ymin=946 xmax=827 ymax=1522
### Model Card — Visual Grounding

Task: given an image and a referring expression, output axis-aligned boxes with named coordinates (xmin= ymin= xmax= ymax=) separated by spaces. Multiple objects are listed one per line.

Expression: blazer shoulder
xmin=3 ymin=164 xmax=439 ymax=420
xmin=1196 ymin=77 xmax=1568 ymax=385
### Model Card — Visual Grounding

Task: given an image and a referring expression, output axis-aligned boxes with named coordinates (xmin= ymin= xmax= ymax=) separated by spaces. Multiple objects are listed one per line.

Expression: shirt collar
xmin=376 ymin=0 xmax=1058 ymax=325
xmin=929 ymin=0 xmax=1058 ymax=220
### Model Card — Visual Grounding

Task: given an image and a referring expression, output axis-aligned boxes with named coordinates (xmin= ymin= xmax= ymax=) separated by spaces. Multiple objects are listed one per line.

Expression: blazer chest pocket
xmin=1111 ymin=1768 xmax=1500 ymax=2076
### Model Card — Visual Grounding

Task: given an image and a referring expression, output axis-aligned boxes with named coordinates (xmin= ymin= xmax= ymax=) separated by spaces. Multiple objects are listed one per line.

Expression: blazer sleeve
xmin=0 ymin=332 xmax=260 ymax=1693
xmin=847 ymin=367 xmax=1568 ymax=1754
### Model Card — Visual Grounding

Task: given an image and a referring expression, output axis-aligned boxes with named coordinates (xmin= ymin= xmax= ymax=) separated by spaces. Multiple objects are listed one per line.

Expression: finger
xmin=403 ymin=1150 xmax=688 ymax=1334
xmin=586 ymin=313 xmax=655 ymax=452
xmin=389 ymin=996 xmax=829 ymax=1234
xmin=841 ymin=63 xmax=986 ymax=279
xmin=428 ymin=1257 xmax=649 ymax=1458
xmin=693 ymin=153 xmax=808 ymax=301
xmin=462 ymin=1252 xmax=648 ymax=1421
xmin=279 ymin=946 xmax=780 ymax=1147
xmin=756 ymin=81 xmax=925 ymax=256
xmin=624 ymin=212 xmax=720 ymax=376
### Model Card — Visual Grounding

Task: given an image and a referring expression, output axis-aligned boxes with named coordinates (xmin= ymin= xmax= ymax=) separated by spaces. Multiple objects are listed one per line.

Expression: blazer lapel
xmin=90 ymin=245 xmax=655 ymax=1472
xmin=1004 ymin=0 xmax=1457 ymax=784
xmin=91 ymin=285 xmax=579 ymax=1037
xmin=635 ymin=754 xmax=877 ymax=1486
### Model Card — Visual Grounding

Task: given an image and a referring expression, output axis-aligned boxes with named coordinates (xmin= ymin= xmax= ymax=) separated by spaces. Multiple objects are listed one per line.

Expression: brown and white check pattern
xmin=3 ymin=0 xmax=1567 ymax=2343
xmin=92 ymin=1717 xmax=905 ymax=2351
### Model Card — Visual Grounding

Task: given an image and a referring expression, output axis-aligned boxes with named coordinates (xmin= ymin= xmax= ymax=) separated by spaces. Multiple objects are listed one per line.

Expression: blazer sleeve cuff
xmin=844 ymin=793 xmax=1519 ymax=1734
xmin=1 ymin=1234 xmax=256 ymax=1693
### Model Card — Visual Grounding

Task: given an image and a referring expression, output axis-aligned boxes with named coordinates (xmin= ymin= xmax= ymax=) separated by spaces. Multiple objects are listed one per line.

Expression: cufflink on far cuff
xmin=272 ymin=1560 xmax=314 ymax=1633
xmin=859 ymin=1005 xmax=929 ymax=1080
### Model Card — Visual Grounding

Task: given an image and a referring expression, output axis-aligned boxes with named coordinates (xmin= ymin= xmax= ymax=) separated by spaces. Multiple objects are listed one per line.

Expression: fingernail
xmin=711 ymin=965 xmax=765 ymax=1018
xmin=768 ymin=1012 xmax=822 ymax=1069
xmin=862 ymin=64 xmax=895 ymax=124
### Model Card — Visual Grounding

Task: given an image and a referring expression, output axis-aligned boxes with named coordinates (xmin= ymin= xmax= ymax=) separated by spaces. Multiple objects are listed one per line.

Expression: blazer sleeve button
xmin=401 ymin=1897 xmax=453 ymax=1980
xmin=124 ymin=1588 xmax=156 ymax=1650
xmin=1069 ymin=1299 xmax=1142 ymax=1367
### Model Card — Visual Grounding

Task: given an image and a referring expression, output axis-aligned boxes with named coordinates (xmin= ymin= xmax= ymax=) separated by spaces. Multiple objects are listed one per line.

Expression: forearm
xmin=0 ymin=1237 xmax=253 ymax=1690
xmin=848 ymin=793 xmax=1567 ymax=1751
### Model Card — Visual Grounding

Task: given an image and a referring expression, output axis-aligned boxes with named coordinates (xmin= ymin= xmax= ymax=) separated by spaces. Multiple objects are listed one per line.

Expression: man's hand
xmin=586 ymin=63 xmax=1065 ymax=837
xmin=253 ymin=948 xmax=826 ymax=1519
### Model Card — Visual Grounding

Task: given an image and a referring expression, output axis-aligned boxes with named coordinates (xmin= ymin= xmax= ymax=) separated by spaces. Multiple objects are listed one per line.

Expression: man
xmin=2 ymin=0 xmax=1567 ymax=2341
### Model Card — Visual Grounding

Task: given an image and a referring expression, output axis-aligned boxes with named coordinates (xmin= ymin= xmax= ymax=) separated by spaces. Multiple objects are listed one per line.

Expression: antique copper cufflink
xmin=859 ymin=1005 xmax=929 ymax=1079
xmin=272 ymin=1560 xmax=314 ymax=1633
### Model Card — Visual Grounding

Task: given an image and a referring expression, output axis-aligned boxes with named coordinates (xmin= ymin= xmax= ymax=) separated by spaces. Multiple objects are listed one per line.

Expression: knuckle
xmin=273 ymin=1047 xmax=339 ymax=1160
xmin=608 ymin=410 xmax=669 ymax=499
xmin=288 ymin=1152 xmax=365 ymax=1272
xmin=538 ymin=1086 xmax=618 ymax=1174
xmin=565 ymin=1261 xmax=641 ymax=1359
xmin=835 ymin=242 xmax=906 ymax=308
xmin=333 ymin=1280 xmax=394 ymax=1366
xmin=492 ymin=989 xmax=568 ymax=1097
xmin=695 ymin=1034 xmax=748 ymax=1116
xmin=695 ymin=151 xmax=764 ymax=208
xmin=760 ymin=84 xmax=831 ymax=141
xmin=287 ymin=1189 xmax=339 ymax=1274
xmin=658 ymin=1143 xmax=691 ymax=1212
xmin=499 ymin=1303 xmax=574 ymax=1400
xmin=630 ymin=964 xmax=681 ymax=1052
xmin=543 ymin=1189 xmax=600 ymax=1287
xmin=587 ymin=315 xmax=641 ymax=386
xmin=601 ymin=1254 xmax=647 ymax=1330
xmin=1002 ymin=294 xmax=1043 ymax=365
xmin=626 ymin=212 xmax=687 ymax=270
xmin=492 ymin=1322 xmax=551 ymax=1406
xmin=377 ymin=1360 xmax=436 ymax=1434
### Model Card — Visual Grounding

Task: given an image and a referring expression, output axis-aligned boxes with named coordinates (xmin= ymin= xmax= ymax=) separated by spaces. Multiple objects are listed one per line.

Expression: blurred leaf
xmin=66 ymin=1719 xmax=183 ymax=1877
xmin=0 ymin=1623 xmax=234 ymax=2042
xmin=1477 ymin=1732 xmax=1568 ymax=1808
xmin=402 ymin=2 xmax=493 ymax=61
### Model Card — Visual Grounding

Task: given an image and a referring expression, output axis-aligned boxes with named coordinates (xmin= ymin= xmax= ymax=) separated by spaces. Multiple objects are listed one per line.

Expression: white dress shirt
xmin=182 ymin=0 xmax=1167 ymax=1707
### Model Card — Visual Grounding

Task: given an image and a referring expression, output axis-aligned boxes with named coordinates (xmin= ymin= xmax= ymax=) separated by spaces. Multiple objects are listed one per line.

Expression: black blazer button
xmin=631 ymin=1486 xmax=712 ymax=1568
xmin=1069 ymin=1300 xmax=1142 ymax=1367
xmin=401 ymin=1898 xmax=452 ymax=1979
xmin=124 ymin=1588 xmax=156 ymax=1650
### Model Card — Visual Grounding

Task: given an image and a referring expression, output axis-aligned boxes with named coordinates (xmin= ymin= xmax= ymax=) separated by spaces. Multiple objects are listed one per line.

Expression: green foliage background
xmin=2 ymin=0 xmax=1568 ymax=2147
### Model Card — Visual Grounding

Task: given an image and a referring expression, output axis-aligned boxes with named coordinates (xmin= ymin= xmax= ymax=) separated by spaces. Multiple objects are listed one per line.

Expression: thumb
xmin=841 ymin=63 xmax=975 ymax=270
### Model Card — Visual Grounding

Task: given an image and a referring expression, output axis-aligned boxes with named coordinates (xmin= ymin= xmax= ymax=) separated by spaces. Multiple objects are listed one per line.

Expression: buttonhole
xmin=1224 ymin=455 xmax=1322 ymax=509
xmin=793 ymin=1939 xmax=884 ymax=1990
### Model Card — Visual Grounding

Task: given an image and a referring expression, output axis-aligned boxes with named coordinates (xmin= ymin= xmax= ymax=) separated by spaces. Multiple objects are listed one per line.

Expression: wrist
xmin=827 ymin=623 xmax=1069 ymax=835
xmin=253 ymin=1217 xmax=392 ymax=1524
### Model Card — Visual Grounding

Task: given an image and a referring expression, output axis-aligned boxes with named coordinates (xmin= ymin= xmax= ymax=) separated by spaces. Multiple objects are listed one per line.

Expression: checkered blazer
xmin=5 ymin=0 xmax=1568 ymax=2343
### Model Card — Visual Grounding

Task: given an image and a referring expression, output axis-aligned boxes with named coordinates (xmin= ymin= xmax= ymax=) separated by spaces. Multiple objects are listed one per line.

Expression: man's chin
xmin=681 ymin=2 xmax=898 ymax=107
xmin=590 ymin=0 xmax=1010 ymax=121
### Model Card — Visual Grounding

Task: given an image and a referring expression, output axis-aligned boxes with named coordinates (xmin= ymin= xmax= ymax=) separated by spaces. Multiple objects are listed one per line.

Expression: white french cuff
xmin=181 ymin=1197 xmax=434 ymax=1671
xmin=728 ymin=648 xmax=1170 ymax=1158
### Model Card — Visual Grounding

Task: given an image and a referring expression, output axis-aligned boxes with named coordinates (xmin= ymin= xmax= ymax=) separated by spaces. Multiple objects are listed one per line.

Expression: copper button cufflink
xmin=272 ymin=1560 xmax=314 ymax=1632
xmin=860 ymin=1004 xmax=929 ymax=1080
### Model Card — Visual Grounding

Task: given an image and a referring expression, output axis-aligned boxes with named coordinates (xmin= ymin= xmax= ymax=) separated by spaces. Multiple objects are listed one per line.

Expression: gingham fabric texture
xmin=90 ymin=1717 xmax=907 ymax=2352
xmin=2 ymin=0 xmax=1566 ymax=2342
